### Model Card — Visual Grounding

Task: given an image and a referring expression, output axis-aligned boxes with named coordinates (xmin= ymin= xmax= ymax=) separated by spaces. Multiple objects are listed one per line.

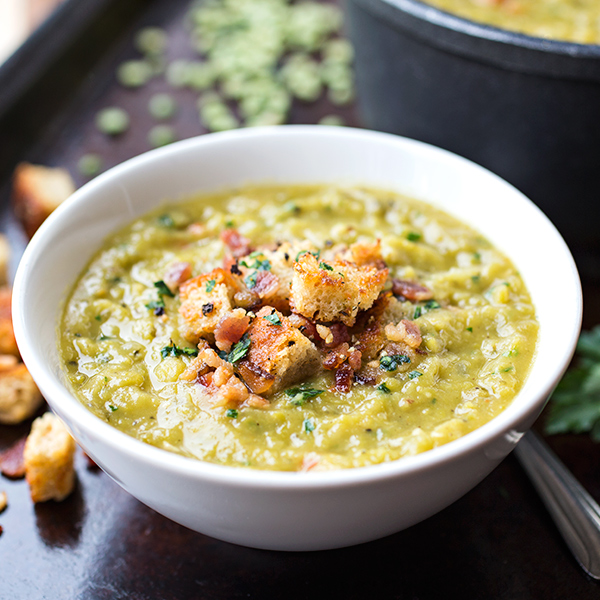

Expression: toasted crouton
xmin=24 ymin=412 xmax=76 ymax=503
xmin=0 ymin=235 xmax=10 ymax=286
xmin=12 ymin=163 xmax=75 ymax=238
xmin=339 ymin=240 xmax=385 ymax=268
xmin=0 ymin=287 xmax=19 ymax=357
xmin=179 ymin=268 xmax=237 ymax=344
xmin=291 ymin=253 xmax=388 ymax=326
xmin=0 ymin=361 xmax=43 ymax=425
xmin=237 ymin=306 xmax=321 ymax=396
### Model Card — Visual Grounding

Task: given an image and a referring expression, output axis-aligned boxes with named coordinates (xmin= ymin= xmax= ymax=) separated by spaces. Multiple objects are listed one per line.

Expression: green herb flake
xmin=379 ymin=354 xmax=411 ymax=371
xmin=413 ymin=306 xmax=422 ymax=319
xmin=319 ymin=261 xmax=333 ymax=271
xmin=377 ymin=383 xmax=391 ymax=394
xmin=146 ymin=299 xmax=165 ymax=311
xmin=226 ymin=409 xmax=239 ymax=419
xmin=160 ymin=341 xmax=199 ymax=360
xmin=304 ymin=419 xmax=315 ymax=433
xmin=225 ymin=220 xmax=234 ymax=228
xmin=94 ymin=315 xmax=102 ymax=322
xmin=295 ymin=249 xmax=320 ymax=262
xmin=285 ymin=386 xmax=324 ymax=406
xmin=244 ymin=271 xmax=258 ymax=289
xmin=473 ymin=252 xmax=482 ymax=263
xmin=408 ymin=370 xmax=423 ymax=379
xmin=284 ymin=201 xmax=301 ymax=214
xmin=466 ymin=326 xmax=473 ymax=332
xmin=263 ymin=313 xmax=282 ymax=326
xmin=158 ymin=213 xmax=175 ymax=228
xmin=501 ymin=367 xmax=513 ymax=373
xmin=406 ymin=232 xmax=421 ymax=242
xmin=108 ymin=404 xmax=118 ymax=412
xmin=228 ymin=334 xmax=251 ymax=364
xmin=205 ymin=279 xmax=217 ymax=293
xmin=424 ymin=300 xmax=441 ymax=311
xmin=471 ymin=275 xmax=481 ymax=283
xmin=154 ymin=280 xmax=175 ymax=298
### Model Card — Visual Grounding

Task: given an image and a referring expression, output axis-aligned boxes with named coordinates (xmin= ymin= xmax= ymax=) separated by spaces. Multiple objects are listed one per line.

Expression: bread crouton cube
xmin=0 ymin=287 xmax=19 ymax=357
xmin=0 ymin=360 xmax=43 ymax=425
xmin=236 ymin=306 xmax=321 ymax=396
xmin=339 ymin=240 xmax=385 ymax=268
xmin=12 ymin=163 xmax=75 ymax=238
xmin=179 ymin=268 xmax=237 ymax=344
xmin=0 ymin=235 xmax=10 ymax=286
xmin=290 ymin=253 xmax=388 ymax=326
xmin=24 ymin=413 xmax=76 ymax=503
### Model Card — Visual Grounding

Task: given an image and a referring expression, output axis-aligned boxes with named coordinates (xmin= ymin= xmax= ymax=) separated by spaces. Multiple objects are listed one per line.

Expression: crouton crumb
xmin=24 ymin=413 xmax=76 ymax=503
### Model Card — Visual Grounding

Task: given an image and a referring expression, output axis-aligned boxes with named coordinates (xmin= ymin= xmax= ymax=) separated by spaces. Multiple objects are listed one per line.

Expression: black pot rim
xmin=350 ymin=0 xmax=600 ymax=80
xmin=378 ymin=0 xmax=600 ymax=57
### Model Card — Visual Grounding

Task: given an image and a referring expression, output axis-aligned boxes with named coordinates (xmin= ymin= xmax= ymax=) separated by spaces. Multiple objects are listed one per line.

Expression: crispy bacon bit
xmin=245 ymin=394 xmax=270 ymax=409
xmin=164 ymin=261 xmax=192 ymax=293
xmin=348 ymin=347 xmax=362 ymax=371
xmin=236 ymin=360 xmax=276 ymax=395
xmin=187 ymin=222 xmax=206 ymax=236
xmin=335 ymin=362 xmax=354 ymax=393
xmin=323 ymin=343 xmax=350 ymax=370
xmin=214 ymin=309 xmax=251 ymax=352
xmin=288 ymin=312 xmax=319 ymax=341
xmin=301 ymin=452 xmax=320 ymax=472
xmin=392 ymin=279 xmax=433 ymax=302
xmin=385 ymin=319 xmax=422 ymax=349
xmin=354 ymin=368 xmax=378 ymax=385
xmin=0 ymin=437 xmax=27 ymax=479
xmin=221 ymin=228 xmax=252 ymax=258
xmin=252 ymin=270 xmax=279 ymax=299
xmin=233 ymin=289 xmax=260 ymax=310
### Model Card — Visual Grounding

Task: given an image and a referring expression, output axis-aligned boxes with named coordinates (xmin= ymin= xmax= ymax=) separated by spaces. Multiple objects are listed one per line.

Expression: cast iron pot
xmin=345 ymin=0 xmax=600 ymax=273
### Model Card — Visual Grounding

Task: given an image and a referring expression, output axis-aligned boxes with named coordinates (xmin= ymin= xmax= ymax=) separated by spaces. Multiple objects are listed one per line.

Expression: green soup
xmin=59 ymin=185 xmax=538 ymax=471
xmin=424 ymin=0 xmax=600 ymax=44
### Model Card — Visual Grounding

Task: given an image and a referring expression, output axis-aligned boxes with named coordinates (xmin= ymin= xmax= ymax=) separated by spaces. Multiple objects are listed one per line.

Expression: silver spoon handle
xmin=514 ymin=430 xmax=600 ymax=579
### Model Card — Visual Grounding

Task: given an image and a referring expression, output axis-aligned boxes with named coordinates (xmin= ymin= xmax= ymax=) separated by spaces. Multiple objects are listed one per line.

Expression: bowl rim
xmin=12 ymin=125 xmax=583 ymax=489
xmin=369 ymin=0 xmax=600 ymax=56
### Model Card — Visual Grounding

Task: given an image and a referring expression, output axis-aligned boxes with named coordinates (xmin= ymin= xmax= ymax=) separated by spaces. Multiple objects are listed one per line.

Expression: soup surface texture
xmin=59 ymin=185 xmax=538 ymax=471
xmin=424 ymin=0 xmax=600 ymax=44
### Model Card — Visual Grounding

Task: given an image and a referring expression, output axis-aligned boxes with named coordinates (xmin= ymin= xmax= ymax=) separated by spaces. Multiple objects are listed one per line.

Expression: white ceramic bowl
xmin=12 ymin=126 xmax=581 ymax=551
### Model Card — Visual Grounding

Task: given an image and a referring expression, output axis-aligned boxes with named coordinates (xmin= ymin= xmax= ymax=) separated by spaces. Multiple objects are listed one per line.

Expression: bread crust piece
xmin=0 ymin=287 xmax=19 ymax=357
xmin=0 ymin=235 xmax=10 ymax=286
xmin=24 ymin=413 xmax=76 ymax=503
xmin=12 ymin=163 xmax=75 ymax=238
xmin=290 ymin=253 xmax=389 ymax=326
xmin=178 ymin=268 xmax=238 ymax=344
xmin=0 ymin=361 xmax=43 ymax=425
xmin=237 ymin=306 xmax=321 ymax=396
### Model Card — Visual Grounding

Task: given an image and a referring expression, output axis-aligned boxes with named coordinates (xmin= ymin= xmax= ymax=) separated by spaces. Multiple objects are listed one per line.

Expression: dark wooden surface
xmin=1 ymin=1 xmax=599 ymax=598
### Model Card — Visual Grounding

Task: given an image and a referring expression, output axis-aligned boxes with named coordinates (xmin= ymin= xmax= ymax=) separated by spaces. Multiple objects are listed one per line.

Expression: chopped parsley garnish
xmin=319 ymin=261 xmax=333 ymax=271
xmin=263 ymin=312 xmax=282 ymax=326
xmin=406 ymin=232 xmax=421 ymax=242
xmin=108 ymin=404 xmax=118 ymax=412
xmin=304 ymin=419 xmax=315 ymax=433
xmin=205 ymin=279 xmax=216 ymax=293
xmin=377 ymin=383 xmax=391 ymax=393
xmin=379 ymin=354 xmax=411 ymax=371
xmin=285 ymin=386 xmax=323 ymax=405
xmin=473 ymin=252 xmax=482 ymax=263
xmin=239 ymin=257 xmax=271 ymax=271
xmin=158 ymin=213 xmax=175 ymax=228
xmin=146 ymin=280 xmax=174 ymax=314
xmin=471 ymin=275 xmax=481 ymax=283
xmin=225 ymin=219 xmax=234 ymax=228
xmin=94 ymin=315 xmax=102 ymax=321
xmin=154 ymin=280 xmax=174 ymax=298
xmin=414 ymin=299 xmax=441 ymax=319
xmin=226 ymin=409 xmax=238 ymax=419
xmin=545 ymin=326 xmax=600 ymax=441
xmin=501 ymin=367 xmax=513 ymax=373
xmin=408 ymin=370 xmax=423 ymax=379
xmin=161 ymin=341 xmax=199 ymax=359
xmin=228 ymin=334 xmax=251 ymax=363
xmin=284 ymin=201 xmax=301 ymax=214
xmin=244 ymin=271 xmax=259 ymax=289
xmin=466 ymin=327 xmax=473 ymax=332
